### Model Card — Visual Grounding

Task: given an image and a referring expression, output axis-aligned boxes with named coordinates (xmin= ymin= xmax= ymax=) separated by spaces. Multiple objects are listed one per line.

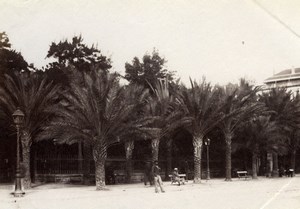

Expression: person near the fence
xmin=172 ymin=168 xmax=181 ymax=186
xmin=152 ymin=161 xmax=165 ymax=193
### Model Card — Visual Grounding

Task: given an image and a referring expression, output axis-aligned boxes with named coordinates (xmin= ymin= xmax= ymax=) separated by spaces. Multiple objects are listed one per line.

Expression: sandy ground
xmin=1 ymin=176 xmax=300 ymax=209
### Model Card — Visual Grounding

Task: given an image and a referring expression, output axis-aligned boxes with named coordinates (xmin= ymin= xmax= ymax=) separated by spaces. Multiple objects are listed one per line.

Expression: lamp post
xmin=204 ymin=138 xmax=211 ymax=180
xmin=12 ymin=108 xmax=25 ymax=197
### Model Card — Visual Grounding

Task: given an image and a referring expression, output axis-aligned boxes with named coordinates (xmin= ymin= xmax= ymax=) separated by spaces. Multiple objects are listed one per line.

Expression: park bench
xmin=237 ymin=171 xmax=249 ymax=180
xmin=285 ymin=169 xmax=294 ymax=177
xmin=113 ymin=170 xmax=126 ymax=183
xmin=168 ymin=174 xmax=187 ymax=184
xmin=54 ymin=174 xmax=83 ymax=183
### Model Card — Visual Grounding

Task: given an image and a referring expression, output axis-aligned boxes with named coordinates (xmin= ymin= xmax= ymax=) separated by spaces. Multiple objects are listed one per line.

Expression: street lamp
xmin=204 ymin=138 xmax=211 ymax=180
xmin=12 ymin=108 xmax=25 ymax=197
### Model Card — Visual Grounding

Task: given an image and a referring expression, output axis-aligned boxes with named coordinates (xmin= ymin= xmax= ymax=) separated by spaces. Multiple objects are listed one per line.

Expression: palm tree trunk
xmin=151 ymin=138 xmax=160 ymax=162
xmin=193 ymin=136 xmax=203 ymax=183
xmin=93 ymin=144 xmax=107 ymax=190
xmin=225 ymin=132 xmax=232 ymax=181
xmin=291 ymin=149 xmax=296 ymax=171
xmin=94 ymin=158 xmax=106 ymax=190
xmin=165 ymin=139 xmax=172 ymax=180
xmin=266 ymin=152 xmax=273 ymax=177
xmin=259 ymin=152 xmax=266 ymax=176
xmin=252 ymin=144 xmax=258 ymax=179
xmin=83 ymin=142 xmax=91 ymax=185
xmin=125 ymin=140 xmax=134 ymax=183
xmin=272 ymin=153 xmax=279 ymax=177
xmin=21 ymin=133 xmax=31 ymax=189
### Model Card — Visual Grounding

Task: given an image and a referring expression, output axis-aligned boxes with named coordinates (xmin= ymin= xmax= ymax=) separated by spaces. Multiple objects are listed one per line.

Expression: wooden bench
xmin=168 ymin=174 xmax=187 ymax=184
xmin=113 ymin=170 xmax=126 ymax=183
xmin=54 ymin=174 xmax=83 ymax=183
xmin=286 ymin=169 xmax=294 ymax=177
xmin=237 ymin=171 xmax=249 ymax=180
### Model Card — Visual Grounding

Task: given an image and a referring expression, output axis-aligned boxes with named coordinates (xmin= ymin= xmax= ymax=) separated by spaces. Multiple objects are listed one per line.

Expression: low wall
xmin=35 ymin=171 xmax=149 ymax=184
xmin=35 ymin=174 xmax=83 ymax=184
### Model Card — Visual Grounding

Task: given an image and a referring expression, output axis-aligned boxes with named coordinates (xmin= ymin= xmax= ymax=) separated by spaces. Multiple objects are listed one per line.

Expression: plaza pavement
xmin=1 ymin=176 xmax=300 ymax=209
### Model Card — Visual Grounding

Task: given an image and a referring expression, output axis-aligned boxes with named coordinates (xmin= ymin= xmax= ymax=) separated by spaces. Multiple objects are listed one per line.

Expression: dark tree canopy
xmin=259 ymin=88 xmax=300 ymax=129
xmin=0 ymin=32 xmax=11 ymax=49
xmin=0 ymin=32 xmax=29 ymax=74
xmin=46 ymin=35 xmax=112 ymax=72
xmin=124 ymin=50 xmax=175 ymax=90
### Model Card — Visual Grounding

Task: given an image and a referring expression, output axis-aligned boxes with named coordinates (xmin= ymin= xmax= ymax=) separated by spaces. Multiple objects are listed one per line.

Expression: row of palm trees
xmin=1 ymin=67 xmax=300 ymax=190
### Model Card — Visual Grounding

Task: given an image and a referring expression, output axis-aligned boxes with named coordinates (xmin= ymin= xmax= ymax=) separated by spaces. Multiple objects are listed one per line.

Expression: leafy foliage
xmin=0 ymin=32 xmax=11 ymax=49
xmin=173 ymin=78 xmax=226 ymax=138
xmin=0 ymin=32 xmax=29 ymax=75
xmin=218 ymin=79 xmax=265 ymax=137
xmin=125 ymin=50 xmax=175 ymax=91
xmin=46 ymin=35 xmax=112 ymax=73
xmin=39 ymin=68 xmax=155 ymax=148
xmin=239 ymin=116 xmax=283 ymax=153
xmin=259 ymin=88 xmax=300 ymax=130
xmin=0 ymin=71 xmax=61 ymax=143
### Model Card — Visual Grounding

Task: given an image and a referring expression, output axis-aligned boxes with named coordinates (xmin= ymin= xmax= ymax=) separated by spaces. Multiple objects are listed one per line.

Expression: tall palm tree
xmin=259 ymin=88 xmax=300 ymax=176
xmin=0 ymin=71 xmax=61 ymax=188
xmin=170 ymin=79 xmax=226 ymax=183
xmin=265 ymin=130 xmax=289 ymax=177
xmin=286 ymin=93 xmax=300 ymax=171
xmin=218 ymin=80 xmax=264 ymax=181
xmin=146 ymin=79 xmax=177 ymax=163
xmin=260 ymin=88 xmax=300 ymax=129
xmin=288 ymin=129 xmax=300 ymax=171
xmin=241 ymin=116 xmax=279 ymax=179
xmin=39 ymin=69 xmax=153 ymax=190
xmin=121 ymin=83 xmax=149 ymax=183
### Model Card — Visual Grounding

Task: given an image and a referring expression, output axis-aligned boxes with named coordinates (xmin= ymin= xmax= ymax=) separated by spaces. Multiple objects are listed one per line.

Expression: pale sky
xmin=1 ymin=0 xmax=300 ymax=86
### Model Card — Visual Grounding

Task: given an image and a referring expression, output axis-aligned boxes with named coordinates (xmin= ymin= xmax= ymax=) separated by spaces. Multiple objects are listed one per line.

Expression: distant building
xmin=263 ymin=67 xmax=300 ymax=92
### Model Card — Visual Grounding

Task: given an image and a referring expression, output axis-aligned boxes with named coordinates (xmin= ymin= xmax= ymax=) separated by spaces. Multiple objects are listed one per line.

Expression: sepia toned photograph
xmin=1 ymin=0 xmax=300 ymax=208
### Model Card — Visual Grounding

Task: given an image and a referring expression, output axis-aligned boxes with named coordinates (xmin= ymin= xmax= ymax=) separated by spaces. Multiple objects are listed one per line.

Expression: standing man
xmin=152 ymin=161 xmax=165 ymax=193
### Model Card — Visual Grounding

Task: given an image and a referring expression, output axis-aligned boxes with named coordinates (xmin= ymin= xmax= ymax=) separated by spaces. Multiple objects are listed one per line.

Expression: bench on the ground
xmin=168 ymin=174 xmax=187 ymax=184
xmin=113 ymin=170 xmax=126 ymax=183
xmin=285 ymin=169 xmax=294 ymax=177
xmin=54 ymin=174 xmax=83 ymax=183
xmin=237 ymin=171 xmax=249 ymax=180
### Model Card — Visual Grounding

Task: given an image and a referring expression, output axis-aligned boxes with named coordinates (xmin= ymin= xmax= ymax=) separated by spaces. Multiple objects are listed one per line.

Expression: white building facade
xmin=263 ymin=68 xmax=300 ymax=93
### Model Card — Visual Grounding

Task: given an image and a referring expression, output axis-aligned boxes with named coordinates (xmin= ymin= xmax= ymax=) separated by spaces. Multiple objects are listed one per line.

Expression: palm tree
xmin=146 ymin=79 xmax=177 ymax=163
xmin=288 ymin=129 xmax=300 ymax=171
xmin=122 ymin=83 xmax=150 ymax=183
xmin=266 ymin=130 xmax=289 ymax=177
xmin=287 ymin=93 xmax=300 ymax=171
xmin=170 ymin=79 xmax=226 ymax=183
xmin=0 ymin=71 xmax=61 ymax=189
xmin=260 ymin=88 xmax=300 ymax=129
xmin=241 ymin=116 xmax=279 ymax=179
xmin=218 ymin=80 xmax=264 ymax=181
xmin=39 ymin=69 xmax=153 ymax=190
xmin=259 ymin=88 xmax=300 ymax=176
